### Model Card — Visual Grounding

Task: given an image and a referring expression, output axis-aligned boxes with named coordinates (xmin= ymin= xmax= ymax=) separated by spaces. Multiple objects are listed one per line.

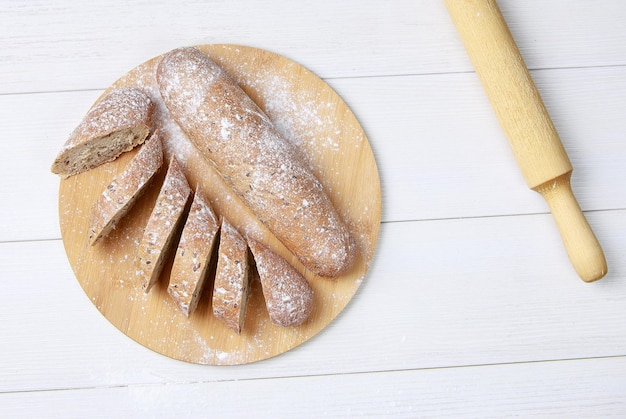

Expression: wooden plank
xmin=1 ymin=0 xmax=626 ymax=94
xmin=1 ymin=210 xmax=624 ymax=392
xmin=1 ymin=356 xmax=625 ymax=417
xmin=0 ymin=90 xmax=102 ymax=242
xmin=3 ymin=65 xmax=625 ymax=242
xmin=341 ymin=65 xmax=626 ymax=222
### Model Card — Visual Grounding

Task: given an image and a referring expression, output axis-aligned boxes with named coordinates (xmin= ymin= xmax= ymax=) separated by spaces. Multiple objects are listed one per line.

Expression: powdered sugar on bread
xmin=168 ymin=187 xmax=220 ymax=317
xmin=89 ymin=132 xmax=163 ymax=245
xmin=213 ymin=220 xmax=250 ymax=334
xmin=51 ymin=87 xmax=153 ymax=177
xmin=136 ymin=156 xmax=191 ymax=292
xmin=248 ymin=237 xmax=313 ymax=327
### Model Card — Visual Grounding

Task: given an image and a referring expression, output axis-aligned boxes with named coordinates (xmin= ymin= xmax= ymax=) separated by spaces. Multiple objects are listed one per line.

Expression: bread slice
xmin=248 ymin=238 xmax=313 ymax=327
xmin=136 ymin=156 xmax=191 ymax=293
xmin=168 ymin=187 xmax=220 ymax=317
xmin=88 ymin=132 xmax=163 ymax=245
xmin=212 ymin=220 xmax=250 ymax=334
xmin=51 ymin=87 xmax=153 ymax=178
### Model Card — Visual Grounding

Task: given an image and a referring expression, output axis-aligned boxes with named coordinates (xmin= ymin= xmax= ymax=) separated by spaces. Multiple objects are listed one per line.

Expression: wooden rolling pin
xmin=444 ymin=0 xmax=607 ymax=282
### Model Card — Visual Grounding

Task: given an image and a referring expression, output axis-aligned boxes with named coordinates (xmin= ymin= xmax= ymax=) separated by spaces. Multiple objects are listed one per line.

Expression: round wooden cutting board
xmin=58 ymin=45 xmax=381 ymax=365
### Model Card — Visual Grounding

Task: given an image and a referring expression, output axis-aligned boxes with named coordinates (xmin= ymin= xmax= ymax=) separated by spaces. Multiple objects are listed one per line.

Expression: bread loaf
xmin=136 ymin=156 xmax=191 ymax=292
xmin=156 ymin=47 xmax=355 ymax=278
xmin=168 ymin=187 xmax=220 ymax=317
xmin=51 ymin=87 xmax=153 ymax=178
xmin=248 ymin=237 xmax=313 ymax=327
xmin=88 ymin=132 xmax=163 ymax=245
xmin=212 ymin=219 xmax=250 ymax=334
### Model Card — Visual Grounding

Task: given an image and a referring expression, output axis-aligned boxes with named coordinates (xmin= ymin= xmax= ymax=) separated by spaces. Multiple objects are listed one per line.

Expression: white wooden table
xmin=2 ymin=0 xmax=625 ymax=416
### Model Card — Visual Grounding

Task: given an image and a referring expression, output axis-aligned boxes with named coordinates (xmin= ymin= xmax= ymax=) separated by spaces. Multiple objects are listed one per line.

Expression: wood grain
xmin=58 ymin=45 xmax=381 ymax=365
xmin=444 ymin=0 xmax=606 ymax=282
xmin=3 ymin=65 xmax=625 ymax=243
xmin=3 ymin=209 xmax=626 ymax=392
xmin=3 ymin=1 xmax=626 ymax=95
xmin=6 ymin=356 xmax=626 ymax=418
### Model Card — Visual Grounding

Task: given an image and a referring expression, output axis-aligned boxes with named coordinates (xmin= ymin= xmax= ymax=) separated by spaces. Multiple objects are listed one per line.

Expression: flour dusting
xmin=155 ymin=47 xmax=356 ymax=278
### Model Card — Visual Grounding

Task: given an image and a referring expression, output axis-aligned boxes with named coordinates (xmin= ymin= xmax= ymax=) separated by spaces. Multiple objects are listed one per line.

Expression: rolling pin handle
xmin=534 ymin=173 xmax=608 ymax=282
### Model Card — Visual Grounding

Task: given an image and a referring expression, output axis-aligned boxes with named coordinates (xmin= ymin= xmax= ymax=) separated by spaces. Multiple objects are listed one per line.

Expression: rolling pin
xmin=444 ymin=0 xmax=607 ymax=282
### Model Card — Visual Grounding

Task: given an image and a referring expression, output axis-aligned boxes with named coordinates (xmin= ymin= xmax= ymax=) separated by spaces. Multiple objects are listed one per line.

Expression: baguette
xmin=212 ymin=219 xmax=250 ymax=334
xmin=248 ymin=237 xmax=313 ymax=327
xmin=168 ymin=187 xmax=220 ymax=317
xmin=51 ymin=87 xmax=153 ymax=178
xmin=156 ymin=47 xmax=355 ymax=278
xmin=136 ymin=156 xmax=191 ymax=292
xmin=88 ymin=132 xmax=163 ymax=245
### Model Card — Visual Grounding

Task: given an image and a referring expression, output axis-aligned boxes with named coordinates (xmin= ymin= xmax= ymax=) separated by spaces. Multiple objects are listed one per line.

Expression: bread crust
xmin=51 ymin=87 xmax=153 ymax=178
xmin=89 ymin=132 xmax=163 ymax=245
xmin=136 ymin=156 xmax=191 ymax=293
xmin=156 ymin=47 xmax=355 ymax=278
xmin=212 ymin=220 xmax=250 ymax=334
xmin=168 ymin=187 xmax=220 ymax=317
xmin=248 ymin=237 xmax=313 ymax=327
